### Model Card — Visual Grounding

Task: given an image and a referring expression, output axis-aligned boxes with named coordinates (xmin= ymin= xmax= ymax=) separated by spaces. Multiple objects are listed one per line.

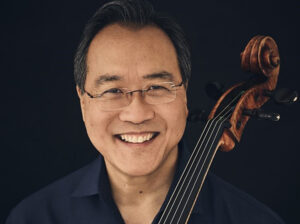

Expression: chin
xmin=112 ymin=157 xmax=162 ymax=177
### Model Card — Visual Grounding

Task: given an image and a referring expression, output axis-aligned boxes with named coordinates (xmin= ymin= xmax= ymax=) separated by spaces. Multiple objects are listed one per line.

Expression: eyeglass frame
xmin=82 ymin=81 xmax=185 ymax=110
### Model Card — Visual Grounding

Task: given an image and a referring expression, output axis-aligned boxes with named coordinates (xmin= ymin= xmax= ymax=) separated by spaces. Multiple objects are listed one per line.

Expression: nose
xmin=118 ymin=92 xmax=155 ymax=124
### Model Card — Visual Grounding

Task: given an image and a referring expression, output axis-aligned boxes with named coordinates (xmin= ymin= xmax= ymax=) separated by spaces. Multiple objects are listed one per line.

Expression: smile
xmin=116 ymin=132 xmax=159 ymax=143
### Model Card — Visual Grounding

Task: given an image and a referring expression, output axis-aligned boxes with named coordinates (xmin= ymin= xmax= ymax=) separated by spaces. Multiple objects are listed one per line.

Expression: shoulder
xmin=201 ymin=173 xmax=285 ymax=224
xmin=5 ymin=157 xmax=101 ymax=224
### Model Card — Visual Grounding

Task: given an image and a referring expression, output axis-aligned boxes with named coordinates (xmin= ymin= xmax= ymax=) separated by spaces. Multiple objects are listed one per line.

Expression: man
xmin=6 ymin=0 xmax=285 ymax=223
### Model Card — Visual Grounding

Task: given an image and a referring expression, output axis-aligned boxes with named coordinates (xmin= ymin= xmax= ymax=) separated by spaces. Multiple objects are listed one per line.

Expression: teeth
xmin=119 ymin=133 xmax=155 ymax=143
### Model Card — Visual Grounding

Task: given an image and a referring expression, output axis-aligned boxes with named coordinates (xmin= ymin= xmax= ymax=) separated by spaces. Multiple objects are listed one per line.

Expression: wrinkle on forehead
xmin=90 ymin=23 xmax=173 ymax=49
xmin=92 ymin=71 xmax=175 ymax=89
xmin=86 ymin=23 xmax=181 ymax=89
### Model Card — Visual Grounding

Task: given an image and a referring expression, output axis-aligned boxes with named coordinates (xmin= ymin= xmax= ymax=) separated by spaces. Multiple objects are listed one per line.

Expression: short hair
xmin=74 ymin=0 xmax=191 ymax=93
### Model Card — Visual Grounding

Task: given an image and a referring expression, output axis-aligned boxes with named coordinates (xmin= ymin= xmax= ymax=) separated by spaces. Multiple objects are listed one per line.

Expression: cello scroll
xmin=208 ymin=35 xmax=281 ymax=151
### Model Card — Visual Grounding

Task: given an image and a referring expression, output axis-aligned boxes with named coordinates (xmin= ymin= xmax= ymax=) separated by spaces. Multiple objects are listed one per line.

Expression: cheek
xmin=163 ymin=101 xmax=188 ymax=143
xmin=83 ymin=106 xmax=112 ymax=141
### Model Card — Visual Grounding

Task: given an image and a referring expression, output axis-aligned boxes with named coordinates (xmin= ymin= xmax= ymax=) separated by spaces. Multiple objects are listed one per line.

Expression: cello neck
xmin=157 ymin=118 xmax=228 ymax=224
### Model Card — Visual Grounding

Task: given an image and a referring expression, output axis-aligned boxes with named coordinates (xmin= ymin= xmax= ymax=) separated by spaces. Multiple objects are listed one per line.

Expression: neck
xmin=105 ymin=147 xmax=178 ymax=223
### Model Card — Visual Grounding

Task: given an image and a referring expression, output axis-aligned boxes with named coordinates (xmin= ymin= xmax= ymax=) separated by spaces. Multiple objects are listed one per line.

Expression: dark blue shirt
xmin=6 ymin=142 xmax=285 ymax=224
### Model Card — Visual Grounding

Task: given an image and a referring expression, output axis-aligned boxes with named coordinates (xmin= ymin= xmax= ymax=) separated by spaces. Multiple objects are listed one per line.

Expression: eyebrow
xmin=94 ymin=74 xmax=122 ymax=87
xmin=93 ymin=71 xmax=174 ymax=87
xmin=142 ymin=71 xmax=174 ymax=81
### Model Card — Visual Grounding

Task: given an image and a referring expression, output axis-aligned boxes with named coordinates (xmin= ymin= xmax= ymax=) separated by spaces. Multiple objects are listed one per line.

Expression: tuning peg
xmin=264 ymin=88 xmax=298 ymax=105
xmin=243 ymin=109 xmax=280 ymax=121
xmin=187 ymin=109 xmax=207 ymax=123
xmin=205 ymin=82 xmax=224 ymax=101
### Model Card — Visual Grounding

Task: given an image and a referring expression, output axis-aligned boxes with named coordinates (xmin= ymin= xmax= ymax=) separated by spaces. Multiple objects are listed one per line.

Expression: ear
xmin=185 ymin=101 xmax=189 ymax=120
xmin=186 ymin=104 xmax=189 ymax=119
xmin=76 ymin=86 xmax=86 ymax=122
xmin=183 ymin=91 xmax=189 ymax=119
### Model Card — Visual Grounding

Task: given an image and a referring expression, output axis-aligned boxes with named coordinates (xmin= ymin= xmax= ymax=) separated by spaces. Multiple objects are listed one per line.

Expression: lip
xmin=114 ymin=132 xmax=159 ymax=145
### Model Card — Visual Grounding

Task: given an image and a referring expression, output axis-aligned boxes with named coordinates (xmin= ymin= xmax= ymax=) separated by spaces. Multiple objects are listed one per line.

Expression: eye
xmin=103 ymin=88 xmax=123 ymax=94
xmin=146 ymin=84 xmax=172 ymax=97
xmin=148 ymin=85 xmax=169 ymax=91
xmin=100 ymin=88 xmax=125 ymax=99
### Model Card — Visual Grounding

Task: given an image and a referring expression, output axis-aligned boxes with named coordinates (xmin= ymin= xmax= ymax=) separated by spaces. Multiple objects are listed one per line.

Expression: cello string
xmin=169 ymin=118 xmax=221 ymax=223
xmin=159 ymin=92 xmax=241 ymax=224
xmin=173 ymin=112 xmax=231 ymax=224
xmin=160 ymin=111 xmax=231 ymax=224
xmin=158 ymin=121 xmax=213 ymax=224
xmin=170 ymin=118 xmax=225 ymax=224
xmin=175 ymin=111 xmax=232 ymax=224
xmin=158 ymin=91 xmax=243 ymax=224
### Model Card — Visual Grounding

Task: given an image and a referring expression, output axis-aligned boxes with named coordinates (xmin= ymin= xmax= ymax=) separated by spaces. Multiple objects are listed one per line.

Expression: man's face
xmin=78 ymin=24 xmax=188 ymax=177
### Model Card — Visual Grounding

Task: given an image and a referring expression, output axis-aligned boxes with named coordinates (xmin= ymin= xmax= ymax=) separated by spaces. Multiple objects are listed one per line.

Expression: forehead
xmin=86 ymin=23 xmax=181 ymax=86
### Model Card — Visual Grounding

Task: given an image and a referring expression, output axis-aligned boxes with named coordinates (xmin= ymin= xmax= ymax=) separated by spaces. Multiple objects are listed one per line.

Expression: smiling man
xmin=6 ymin=0 xmax=285 ymax=224
xmin=79 ymin=23 xmax=188 ymax=178
xmin=77 ymin=23 xmax=188 ymax=222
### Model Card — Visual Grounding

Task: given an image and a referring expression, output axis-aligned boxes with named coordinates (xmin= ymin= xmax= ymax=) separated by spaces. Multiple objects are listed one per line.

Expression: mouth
xmin=115 ymin=132 xmax=159 ymax=144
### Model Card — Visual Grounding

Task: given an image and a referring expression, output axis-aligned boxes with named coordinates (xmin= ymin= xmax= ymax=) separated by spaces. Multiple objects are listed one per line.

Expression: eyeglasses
xmin=83 ymin=81 xmax=184 ymax=111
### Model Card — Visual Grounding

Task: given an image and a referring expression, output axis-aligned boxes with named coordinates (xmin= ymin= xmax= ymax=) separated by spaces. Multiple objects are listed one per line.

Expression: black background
xmin=1 ymin=0 xmax=299 ymax=223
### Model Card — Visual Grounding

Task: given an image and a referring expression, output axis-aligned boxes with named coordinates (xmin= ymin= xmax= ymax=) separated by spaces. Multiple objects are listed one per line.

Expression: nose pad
xmin=119 ymin=91 xmax=155 ymax=124
xmin=127 ymin=89 xmax=145 ymax=99
xmin=125 ymin=89 xmax=148 ymax=106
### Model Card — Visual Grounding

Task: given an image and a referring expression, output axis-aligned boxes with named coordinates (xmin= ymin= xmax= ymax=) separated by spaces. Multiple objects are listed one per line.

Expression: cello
xmin=157 ymin=35 xmax=298 ymax=224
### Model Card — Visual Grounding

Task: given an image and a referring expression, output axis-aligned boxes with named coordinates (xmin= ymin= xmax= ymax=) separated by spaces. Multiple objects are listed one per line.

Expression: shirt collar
xmin=71 ymin=140 xmax=204 ymax=214
xmin=71 ymin=155 xmax=103 ymax=197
